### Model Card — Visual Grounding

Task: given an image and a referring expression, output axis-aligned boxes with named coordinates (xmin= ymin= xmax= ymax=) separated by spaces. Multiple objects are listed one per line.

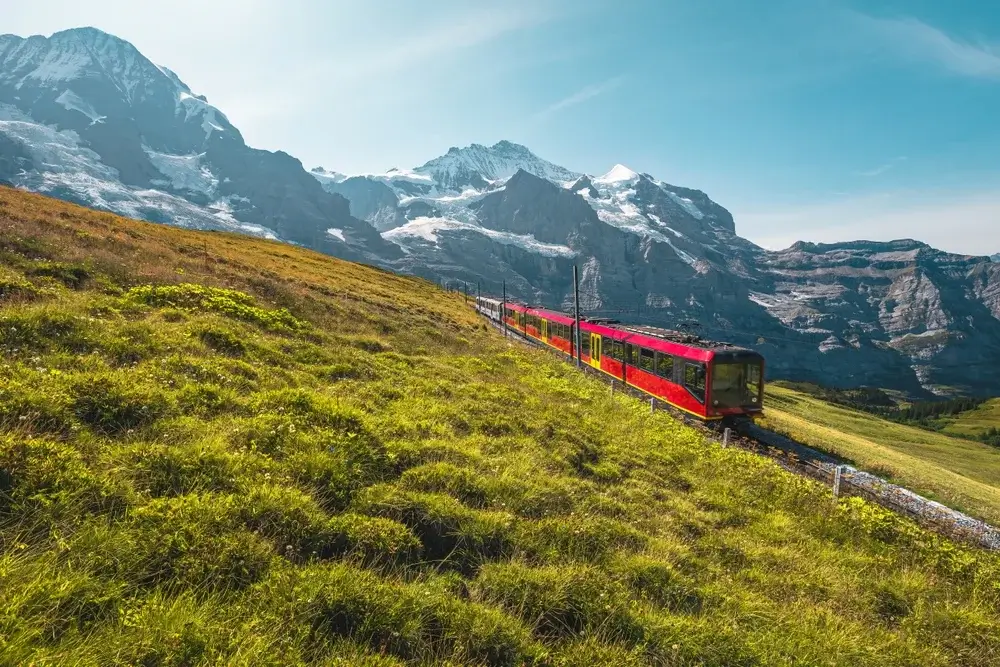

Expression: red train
xmin=475 ymin=296 xmax=764 ymax=421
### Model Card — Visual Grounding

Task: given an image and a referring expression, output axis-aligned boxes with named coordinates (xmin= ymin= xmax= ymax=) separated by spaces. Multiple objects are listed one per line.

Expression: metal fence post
xmin=833 ymin=465 xmax=842 ymax=501
xmin=723 ymin=427 xmax=731 ymax=448
xmin=650 ymin=397 xmax=655 ymax=414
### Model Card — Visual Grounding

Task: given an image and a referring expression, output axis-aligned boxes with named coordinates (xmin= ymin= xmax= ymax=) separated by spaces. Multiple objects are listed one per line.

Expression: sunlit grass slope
xmin=2 ymin=187 xmax=1000 ymax=666
xmin=762 ymin=383 xmax=1000 ymax=526
xmin=938 ymin=398 xmax=1000 ymax=439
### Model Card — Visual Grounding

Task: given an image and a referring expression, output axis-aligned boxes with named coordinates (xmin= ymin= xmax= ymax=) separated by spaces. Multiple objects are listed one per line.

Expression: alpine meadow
xmin=1 ymin=187 xmax=1000 ymax=666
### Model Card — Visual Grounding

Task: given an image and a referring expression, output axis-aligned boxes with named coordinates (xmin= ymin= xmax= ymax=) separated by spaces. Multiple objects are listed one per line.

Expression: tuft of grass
xmin=1 ymin=186 xmax=999 ymax=665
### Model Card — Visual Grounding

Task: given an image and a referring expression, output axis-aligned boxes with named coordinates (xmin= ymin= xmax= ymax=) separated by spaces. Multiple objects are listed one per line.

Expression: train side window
xmin=581 ymin=332 xmax=590 ymax=355
xmin=639 ymin=347 xmax=654 ymax=372
xmin=625 ymin=344 xmax=639 ymax=366
xmin=655 ymin=352 xmax=674 ymax=379
xmin=611 ymin=340 xmax=623 ymax=360
xmin=684 ymin=363 xmax=706 ymax=402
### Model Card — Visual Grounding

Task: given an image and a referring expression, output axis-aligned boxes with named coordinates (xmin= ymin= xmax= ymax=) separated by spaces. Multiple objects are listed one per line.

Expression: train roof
xmin=614 ymin=325 xmax=757 ymax=354
xmin=485 ymin=300 xmax=761 ymax=363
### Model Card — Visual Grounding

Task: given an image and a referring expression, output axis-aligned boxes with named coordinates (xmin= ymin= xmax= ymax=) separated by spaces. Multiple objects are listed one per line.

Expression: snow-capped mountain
xmin=0 ymin=27 xmax=398 ymax=261
xmin=6 ymin=27 xmax=1000 ymax=396
xmin=314 ymin=143 xmax=1000 ymax=397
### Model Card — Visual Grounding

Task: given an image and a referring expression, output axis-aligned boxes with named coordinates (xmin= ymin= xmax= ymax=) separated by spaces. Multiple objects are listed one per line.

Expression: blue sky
xmin=6 ymin=0 xmax=1000 ymax=253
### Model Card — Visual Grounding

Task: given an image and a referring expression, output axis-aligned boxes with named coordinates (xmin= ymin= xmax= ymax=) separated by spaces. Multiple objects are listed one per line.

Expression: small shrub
xmin=473 ymin=562 xmax=642 ymax=642
xmin=610 ymin=554 xmax=702 ymax=613
xmin=0 ymin=377 xmax=73 ymax=436
xmin=0 ymin=275 xmax=40 ymax=302
xmin=127 ymin=494 xmax=274 ymax=590
xmin=265 ymin=564 xmax=537 ymax=664
xmin=349 ymin=336 xmax=391 ymax=353
xmin=0 ymin=436 xmax=126 ymax=521
xmin=26 ymin=261 xmax=90 ymax=289
xmin=230 ymin=413 xmax=306 ymax=458
xmin=399 ymin=462 xmax=491 ymax=507
xmin=874 ymin=585 xmax=912 ymax=623
xmin=0 ymin=310 xmax=92 ymax=353
xmin=355 ymin=486 xmax=514 ymax=569
xmin=123 ymin=284 xmax=307 ymax=333
xmin=325 ymin=513 xmax=422 ymax=564
xmin=124 ymin=442 xmax=242 ymax=497
xmin=197 ymin=326 xmax=248 ymax=357
xmin=517 ymin=516 xmax=647 ymax=563
xmin=176 ymin=382 xmax=240 ymax=417
xmin=317 ymin=362 xmax=375 ymax=382
xmin=72 ymin=376 xmax=171 ymax=436
xmin=286 ymin=449 xmax=362 ymax=512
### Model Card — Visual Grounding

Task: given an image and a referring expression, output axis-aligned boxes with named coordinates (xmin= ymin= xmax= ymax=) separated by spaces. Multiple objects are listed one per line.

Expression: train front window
xmin=711 ymin=362 xmax=763 ymax=409
xmin=684 ymin=363 xmax=706 ymax=402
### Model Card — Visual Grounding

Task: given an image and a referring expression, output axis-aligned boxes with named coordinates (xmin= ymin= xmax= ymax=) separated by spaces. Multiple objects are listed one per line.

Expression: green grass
xmin=2 ymin=187 xmax=1000 ymax=665
xmin=762 ymin=383 xmax=1000 ymax=526
xmin=937 ymin=398 xmax=1000 ymax=439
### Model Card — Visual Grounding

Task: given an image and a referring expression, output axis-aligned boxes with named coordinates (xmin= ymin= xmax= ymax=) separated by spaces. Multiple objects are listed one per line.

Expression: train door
xmin=541 ymin=319 xmax=549 ymax=342
xmin=589 ymin=334 xmax=601 ymax=369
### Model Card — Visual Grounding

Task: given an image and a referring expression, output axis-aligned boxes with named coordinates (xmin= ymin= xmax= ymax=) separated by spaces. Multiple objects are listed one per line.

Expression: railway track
xmin=485 ymin=315 xmax=1000 ymax=551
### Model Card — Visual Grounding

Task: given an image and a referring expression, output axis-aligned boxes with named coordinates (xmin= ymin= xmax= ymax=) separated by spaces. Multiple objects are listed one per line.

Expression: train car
xmin=580 ymin=322 xmax=764 ymax=421
xmin=474 ymin=296 xmax=764 ymax=421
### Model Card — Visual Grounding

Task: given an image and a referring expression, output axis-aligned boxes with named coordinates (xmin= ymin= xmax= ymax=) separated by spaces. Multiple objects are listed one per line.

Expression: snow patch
xmin=22 ymin=49 xmax=88 ymax=84
xmin=594 ymin=164 xmax=639 ymax=184
xmin=326 ymin=228 xmax=346 ymax=242
xmin=237 ymin=223 xmax=278 ymax=240
xmin=383 ymin=167 xmax=434 ymax=183
xmin=646 ymin=214 xmax=685 ymax=238
xmin=383 ymin=216 xmax=575 ymax=257
xmin=144 ymin=148 xmax=217 ymax=195
xmin=311 ymin=169 xmax=347 ymax=185
xmin=55 ymin=89 xmax=105 ymax=124
xmin=177 ymin=92 xmax=228 ymax=140
xmin=666 ymin=191 xmax=704 ymax=220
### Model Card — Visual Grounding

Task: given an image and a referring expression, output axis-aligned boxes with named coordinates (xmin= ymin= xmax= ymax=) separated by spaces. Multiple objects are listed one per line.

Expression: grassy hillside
xmin=2 ymin=187 xmax=1000 ymax=666
xmin=761 ymin=383 xmax=1000 ymax=526
xmin=937 ymin=398 xmax=1000 ymax=439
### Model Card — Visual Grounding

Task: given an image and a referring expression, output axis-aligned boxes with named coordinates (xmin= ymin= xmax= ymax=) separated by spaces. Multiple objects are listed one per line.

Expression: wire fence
xmin=482 ymin=309 xmax=1000 ymax=551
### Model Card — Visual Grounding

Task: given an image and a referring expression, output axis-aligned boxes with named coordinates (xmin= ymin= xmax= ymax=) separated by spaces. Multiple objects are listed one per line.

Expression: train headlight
xmin=751 ymin=397 xmax=757 ymax=402
xmin=712 ymin=400 xmax=719 ymax=406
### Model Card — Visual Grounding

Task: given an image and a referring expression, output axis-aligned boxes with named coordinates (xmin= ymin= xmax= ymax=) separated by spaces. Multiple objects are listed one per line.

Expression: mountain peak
xmin=51 ymin=26 xmax=116 ymax=40
xmin=414 ymin=140 xmax=580 ymax=189
xmin=594 ymin=164 xmax=639 ymax=185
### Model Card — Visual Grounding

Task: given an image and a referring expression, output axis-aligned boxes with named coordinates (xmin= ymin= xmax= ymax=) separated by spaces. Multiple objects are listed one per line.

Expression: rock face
xmin=5 ymin=28 xmax=1000 ymax=396
xmin=0 ymin=27 xmax=399 ymax=262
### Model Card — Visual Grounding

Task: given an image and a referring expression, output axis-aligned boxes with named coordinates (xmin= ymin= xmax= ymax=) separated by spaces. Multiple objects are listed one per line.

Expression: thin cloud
xmin=855 ymin=13 xmax=1000 ymax=80
xmin=325 ymin=6 xmax=553 ymax=84
xmin=218 ymin=4 xmax=554 ymax=126
xmin=857 ymin=156 xmax=907 ymax=177
xmin=534 ymin=76 xmax=625 ymax=121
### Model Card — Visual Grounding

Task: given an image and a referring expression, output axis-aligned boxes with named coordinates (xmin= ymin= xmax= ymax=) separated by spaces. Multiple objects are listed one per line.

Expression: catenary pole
xmin=573 ymin=264 xmax=582 ymax=368
xmin=502 ymin=280 xmax=508 ymax=338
